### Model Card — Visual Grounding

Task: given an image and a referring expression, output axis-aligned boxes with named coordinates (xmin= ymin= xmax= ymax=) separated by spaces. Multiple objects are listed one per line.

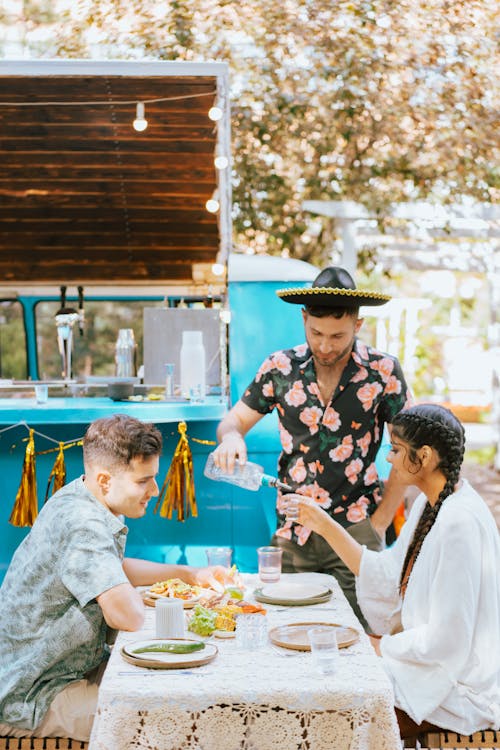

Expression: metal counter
xmin=0 ymin=395 xmax=227 ymax=425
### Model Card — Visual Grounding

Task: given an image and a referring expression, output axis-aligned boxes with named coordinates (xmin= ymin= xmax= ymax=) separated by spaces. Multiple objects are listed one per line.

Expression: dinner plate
xmin=213 ymin=629 xmax=236 ymax=639
xmin=269 ymin=622 xmax=359 ymax=651
xmin=141 ymin=591 xmax=202 ymax=609
xmin=261 ymin=582 xmax=330 ymax=600
xmin=253 ymin=587 xmax=332 ymax=606
xmin=121 ymin=638 xmax=218 ymax=669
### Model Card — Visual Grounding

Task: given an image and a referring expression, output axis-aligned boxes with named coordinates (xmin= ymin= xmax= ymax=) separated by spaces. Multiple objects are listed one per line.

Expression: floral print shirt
xmin=0 ymin=477 xmax=129 ymax=729
xmin=241 ymin=338 xmax=411 ymax=545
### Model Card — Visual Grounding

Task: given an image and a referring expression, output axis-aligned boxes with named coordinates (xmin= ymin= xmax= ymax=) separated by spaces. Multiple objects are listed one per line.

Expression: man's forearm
xmin=123 ymin=557 xmax=199 ymax=586
xmin=216 ymin=413 xmax=245 ymax=443
xmin=370 ymin=471 xmax=409 ymax=535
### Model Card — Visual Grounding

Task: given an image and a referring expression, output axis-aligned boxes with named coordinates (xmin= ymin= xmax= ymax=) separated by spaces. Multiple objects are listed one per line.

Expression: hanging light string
xmin=0 ymin=420 xmax=83 ymax=451
xmin=0 ymin=87 xmax=229 ymax=174
xmin=0 ymin=90 xmax=218 ymax=107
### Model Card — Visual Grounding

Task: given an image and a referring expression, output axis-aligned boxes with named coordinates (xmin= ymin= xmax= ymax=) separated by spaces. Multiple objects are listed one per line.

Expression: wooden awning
xmin=0 ymin=60 xmax=231 ymax=286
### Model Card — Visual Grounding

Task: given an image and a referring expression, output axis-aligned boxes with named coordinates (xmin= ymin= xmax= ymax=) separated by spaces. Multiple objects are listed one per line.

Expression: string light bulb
xmin=133 ymin=102 xmax=148 ymax=132
xmin=208 ymin=104 xmax=223 ymax=121
xmin=205 ymin=190 xmax=220 ymax=213
xmin=211 ymin=262 xmax=225 ymax=276
xmin=214 ymin=151 xmax=229 ymax=170
xmin=220 ymin=306 xmax=232 ymax=324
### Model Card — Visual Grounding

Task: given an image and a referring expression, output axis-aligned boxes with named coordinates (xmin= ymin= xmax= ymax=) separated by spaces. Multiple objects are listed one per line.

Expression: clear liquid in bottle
xmin=204 ymin=452 xmax=291 ymax=492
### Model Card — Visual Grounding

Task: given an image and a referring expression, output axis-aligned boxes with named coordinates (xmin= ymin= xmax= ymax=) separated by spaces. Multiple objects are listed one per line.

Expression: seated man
xmin=0 ymin=414 xmax=231 ymax=741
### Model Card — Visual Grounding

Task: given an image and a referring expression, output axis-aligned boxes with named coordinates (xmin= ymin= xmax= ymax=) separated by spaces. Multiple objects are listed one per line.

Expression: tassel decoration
xmin=9 ymin=429 xmax=38 ymax=527
xmin=154 ymin=421 xmax=198 ymax=522
xmin=44 ymin=441 xmax=67 ymax=504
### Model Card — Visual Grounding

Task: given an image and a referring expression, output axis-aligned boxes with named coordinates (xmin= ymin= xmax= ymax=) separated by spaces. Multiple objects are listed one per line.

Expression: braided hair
xmin=392 ymin=404 xmax=466 ymax=594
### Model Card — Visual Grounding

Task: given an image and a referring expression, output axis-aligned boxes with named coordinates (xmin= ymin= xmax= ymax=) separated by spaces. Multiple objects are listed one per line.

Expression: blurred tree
xmin=1 ymin=0 xmax=498 ymax=267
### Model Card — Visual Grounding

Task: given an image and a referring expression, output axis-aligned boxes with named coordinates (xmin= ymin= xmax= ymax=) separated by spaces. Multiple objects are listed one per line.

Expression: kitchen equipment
xmin=180 ymin=330 xmax=206 ymax=399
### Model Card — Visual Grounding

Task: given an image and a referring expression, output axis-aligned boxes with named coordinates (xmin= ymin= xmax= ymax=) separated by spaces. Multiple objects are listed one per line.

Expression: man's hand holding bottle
xmin=212 ymin=432 xmax=248 ymax=473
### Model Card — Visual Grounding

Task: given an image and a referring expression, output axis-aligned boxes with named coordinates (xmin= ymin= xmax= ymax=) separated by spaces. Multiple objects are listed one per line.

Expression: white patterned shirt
xmin=0 ymin=476 xmax=128 ymax=729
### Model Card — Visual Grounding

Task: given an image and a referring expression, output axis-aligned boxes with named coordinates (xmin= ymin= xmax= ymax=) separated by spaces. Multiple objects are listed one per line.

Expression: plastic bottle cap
xmin=182 ymin=330 xmax=203 ymax=345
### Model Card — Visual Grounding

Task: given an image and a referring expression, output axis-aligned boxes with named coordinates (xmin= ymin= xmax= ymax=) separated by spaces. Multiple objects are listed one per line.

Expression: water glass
xmin=189 ymin=384 xmax=205 ymax=402
xmin=35 ymin=384 xmax=48 ymax=404
xmin=308 ymin=627 xmax=339 ymax=675
xmin=257 ymin=546 xmax=282 ymax=583
xmin=155 ymin=597 xmax=185 ymax=639
xmin=283 ymin=495 xmax=299 ymax=521
xmin=206 ymin=547 xmax=232 ymax=567
xmin=164 ymin=363 xmax=175 ymax=398
xmin=236 ymin=614 xmax=268 ymax=650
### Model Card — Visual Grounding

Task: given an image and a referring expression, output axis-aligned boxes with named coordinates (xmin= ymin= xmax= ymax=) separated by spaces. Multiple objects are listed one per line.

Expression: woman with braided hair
xmin=284 ymin=403 xmax=500 ymax=740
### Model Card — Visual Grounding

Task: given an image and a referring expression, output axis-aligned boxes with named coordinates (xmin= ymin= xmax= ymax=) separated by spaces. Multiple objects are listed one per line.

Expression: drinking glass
xmin=155 ymin=598 xmax=185 ymax=639
xmin=235 ymin=614 xmax=268 ymax=650
xmin=308 ymin=627 xmax=339 ymax=675
xmin=283 ymin=495 xmax=299 ymax=521
xmin=257 ymin=546 xmax=283 ymax=583
xmin=35 ymin=384 xmax=48 ymax=404
xmin=206 ymin=547 xmax=232 ymax=567
xmin=164 ymin=363 xmax=175 ymax=398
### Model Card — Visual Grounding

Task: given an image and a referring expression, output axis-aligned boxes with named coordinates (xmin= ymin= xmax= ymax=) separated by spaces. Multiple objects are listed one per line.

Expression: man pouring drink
xmin=213 ymin=266 xmax=411 ymax=627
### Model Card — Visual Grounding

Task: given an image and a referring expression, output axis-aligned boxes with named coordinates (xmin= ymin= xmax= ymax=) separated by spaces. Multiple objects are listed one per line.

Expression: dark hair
xmin=304 ymin=304 xmax=359 ymax=319
xmin=83 ymin=414 xmax=162 ymax=470
xmin=391 ymin=404 xmax=465 ymax=594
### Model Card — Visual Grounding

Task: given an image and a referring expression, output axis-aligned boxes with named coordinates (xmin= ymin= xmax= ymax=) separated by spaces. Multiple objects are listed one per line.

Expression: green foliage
xmin=4 ymin=0 xmax=496 ymax=264
xmin=0 ymin=301 xmax=27 ymax=379
xmin=464 ymin=446 xmax=497 ymax=466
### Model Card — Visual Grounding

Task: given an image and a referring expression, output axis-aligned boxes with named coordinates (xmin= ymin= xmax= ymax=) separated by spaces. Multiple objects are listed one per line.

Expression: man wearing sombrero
xmin=214 ymin=267 xmax=411 ymax=627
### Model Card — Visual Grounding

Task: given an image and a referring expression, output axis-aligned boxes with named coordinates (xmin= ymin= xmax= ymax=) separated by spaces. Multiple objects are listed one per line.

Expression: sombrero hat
xmin=276 ymin=267 xmax=391 ymax=308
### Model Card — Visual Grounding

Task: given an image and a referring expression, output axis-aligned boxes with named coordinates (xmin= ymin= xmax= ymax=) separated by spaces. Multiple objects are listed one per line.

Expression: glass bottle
xmin=115 ymin=328 xmax=136 ymax=377
xmin=204 ymin=452 xmax=291 ymax=492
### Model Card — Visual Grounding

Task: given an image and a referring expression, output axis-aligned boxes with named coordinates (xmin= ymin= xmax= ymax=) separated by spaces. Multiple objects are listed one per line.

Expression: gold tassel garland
xmin=9 ymin=429 xmax=38 ymax=527
xmin=44 ymin=441 xmax=67 ymax=504
xmin=154 ymin=421 xmax=198 ymax=521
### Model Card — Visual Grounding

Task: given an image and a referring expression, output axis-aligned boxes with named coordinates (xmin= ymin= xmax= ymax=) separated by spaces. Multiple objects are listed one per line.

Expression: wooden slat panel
xmin=0 ymin=76 xmax=217 ymax=101
xmin=0 ymin=167 xmax=216 ymax=181
xmin=0 ymin=180 xmax=215 ymax=190
xmin=0 ymin=208 xmax=218 ymax=222
xmin=0 ymin=72 xmax=223 ymax=283
xmin=0 ymin=223 xmax=219 ymax=235
xmin=0 ymin=235 xmax=219 ymax=249
xmin=0 ymin=261 xmax=198 ymax=282
xmin=0 ymin=123 xmax=216 ymax=139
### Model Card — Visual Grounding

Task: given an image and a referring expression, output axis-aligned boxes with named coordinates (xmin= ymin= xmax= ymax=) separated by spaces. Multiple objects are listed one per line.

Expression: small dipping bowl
xmin=107 ymin=381 xmax=134 ymax=401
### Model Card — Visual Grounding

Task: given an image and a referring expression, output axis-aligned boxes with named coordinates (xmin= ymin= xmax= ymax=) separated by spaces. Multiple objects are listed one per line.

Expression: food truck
xmin=0 ymin=60 xmax=316 ymax=580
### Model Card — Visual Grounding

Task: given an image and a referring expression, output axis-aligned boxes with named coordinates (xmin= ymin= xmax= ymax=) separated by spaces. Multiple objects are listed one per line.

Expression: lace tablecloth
xmin=89 ymin=573 xmax=401 ymax=750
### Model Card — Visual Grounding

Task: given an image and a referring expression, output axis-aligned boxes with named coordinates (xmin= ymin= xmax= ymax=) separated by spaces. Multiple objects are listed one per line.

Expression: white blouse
xmin=356 ymin=479 xmax=500 ymax=734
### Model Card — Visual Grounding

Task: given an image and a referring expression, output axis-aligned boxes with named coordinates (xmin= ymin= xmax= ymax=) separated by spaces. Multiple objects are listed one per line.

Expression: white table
xmin=89 ymin=573 xmax=401 ymax=750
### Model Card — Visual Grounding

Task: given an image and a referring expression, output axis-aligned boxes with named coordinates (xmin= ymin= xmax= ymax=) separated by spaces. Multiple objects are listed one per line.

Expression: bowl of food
xmin=107 ymin=381 xmax=134 ymax=401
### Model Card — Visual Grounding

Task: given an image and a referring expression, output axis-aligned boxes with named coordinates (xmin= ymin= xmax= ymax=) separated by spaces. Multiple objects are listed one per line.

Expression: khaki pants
xmin=271 ymin=517 xmax=384 ymax=631
xmin=0 ymin=661 xmax=106 ymax=742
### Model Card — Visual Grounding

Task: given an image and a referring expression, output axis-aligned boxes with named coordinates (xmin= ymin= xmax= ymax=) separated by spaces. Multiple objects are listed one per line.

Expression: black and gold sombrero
xmin=276 ymin=267 xmax=391 ymax=308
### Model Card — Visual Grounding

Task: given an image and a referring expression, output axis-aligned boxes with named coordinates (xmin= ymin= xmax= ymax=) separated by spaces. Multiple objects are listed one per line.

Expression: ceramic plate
xmin=269 ymin=622 xmax=359 ymax=651
xmin=121 ymin=638 xmax=218 ymax=669
xmin=141 ymin=591 xmax=202 ymax=609
xmin=261 ymin=582 xmax=330 ymax=600
xmin=213 ymin=629 xmax=236 ymax=639
xmin=253 ymin=587 xmax=332 ymax=606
